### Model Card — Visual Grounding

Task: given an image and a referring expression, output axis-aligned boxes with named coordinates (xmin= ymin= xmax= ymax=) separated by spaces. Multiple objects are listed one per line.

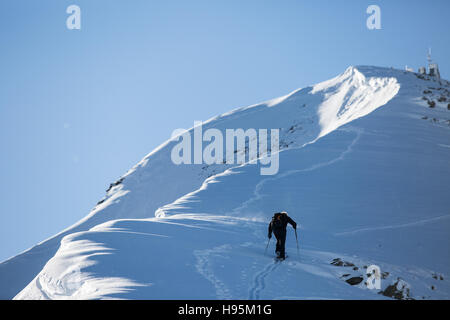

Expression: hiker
xmin=268 ymin=211 xmax=297 ymax=260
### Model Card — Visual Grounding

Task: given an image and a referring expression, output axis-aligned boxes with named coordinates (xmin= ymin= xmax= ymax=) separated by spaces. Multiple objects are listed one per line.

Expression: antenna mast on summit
xmin=426 ymin=47 xmax=441 ymax=82
xmin=427 ymin=48 xmax=432 ymax=65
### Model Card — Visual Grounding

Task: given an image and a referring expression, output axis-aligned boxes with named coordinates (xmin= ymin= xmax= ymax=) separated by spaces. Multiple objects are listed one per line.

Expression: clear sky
xmin=0 ymin=0 xmax=449 ymax=262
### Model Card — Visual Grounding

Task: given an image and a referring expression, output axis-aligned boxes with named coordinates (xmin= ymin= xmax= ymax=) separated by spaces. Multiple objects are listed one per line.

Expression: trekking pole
xmin=294 ymin=229 xmax=300 ymax=256
xmin=264 ymin=237 xmax=271 ymax=256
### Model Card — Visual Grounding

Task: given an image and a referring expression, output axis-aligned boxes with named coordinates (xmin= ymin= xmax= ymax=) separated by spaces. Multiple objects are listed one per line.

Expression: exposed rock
xmin=106 ymin=177 xmax=125 ymax=193
xmin=379 ymin=279 xmax=412 ymax=300
xmin=331 ymin=258 xmax=355 ymax=267
xmin=346 ymin=276 xmax=363 ymax=286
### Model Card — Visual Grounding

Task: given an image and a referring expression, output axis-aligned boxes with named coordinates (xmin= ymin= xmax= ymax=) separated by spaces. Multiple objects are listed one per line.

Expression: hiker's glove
xmin=268 ymin=233 xmax=272 ymax=239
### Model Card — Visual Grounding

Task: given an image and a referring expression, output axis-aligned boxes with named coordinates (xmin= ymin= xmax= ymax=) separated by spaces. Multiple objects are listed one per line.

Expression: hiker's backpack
xmin=271 ymin=213 xmax=285 ymax=233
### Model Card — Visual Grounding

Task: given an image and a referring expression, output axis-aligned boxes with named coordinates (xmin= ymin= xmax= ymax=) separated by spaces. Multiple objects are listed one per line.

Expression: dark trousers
xmin=274 ymin=230 xmax=286 ymax=258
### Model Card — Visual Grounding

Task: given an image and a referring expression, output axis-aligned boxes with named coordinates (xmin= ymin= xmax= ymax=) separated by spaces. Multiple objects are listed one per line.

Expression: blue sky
xmin=0 ymin=0 xmax=449 ymax=262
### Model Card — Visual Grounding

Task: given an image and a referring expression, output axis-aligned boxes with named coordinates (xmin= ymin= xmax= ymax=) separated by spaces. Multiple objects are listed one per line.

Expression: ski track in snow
xmin=334 ymin=214 xmax=450 ymax=236
xmin=232 ymin=126 xmax=363 ymax=216
xmin=193 ymin=245 xmax=233 ymax=299
xmin=248 ymin=261 xmax=280 ymax=300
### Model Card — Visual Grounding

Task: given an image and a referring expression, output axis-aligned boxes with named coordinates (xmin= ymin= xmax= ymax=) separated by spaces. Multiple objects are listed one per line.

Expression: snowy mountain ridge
xmin=1 ymin=65 xmax=450 ymax=300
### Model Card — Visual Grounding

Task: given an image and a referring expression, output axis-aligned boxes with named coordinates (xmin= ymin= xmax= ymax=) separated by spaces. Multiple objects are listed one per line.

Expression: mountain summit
xmin=2 ymin=66 xmax=450 ymax=300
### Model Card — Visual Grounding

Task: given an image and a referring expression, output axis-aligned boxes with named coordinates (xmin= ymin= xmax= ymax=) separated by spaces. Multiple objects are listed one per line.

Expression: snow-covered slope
xmin=2 ymin=66 xmax=450 ymax=300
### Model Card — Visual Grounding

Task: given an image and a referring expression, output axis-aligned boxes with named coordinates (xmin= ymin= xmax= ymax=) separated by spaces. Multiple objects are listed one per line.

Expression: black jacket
xmin=268 ymin=212 xmax=297 ymax=238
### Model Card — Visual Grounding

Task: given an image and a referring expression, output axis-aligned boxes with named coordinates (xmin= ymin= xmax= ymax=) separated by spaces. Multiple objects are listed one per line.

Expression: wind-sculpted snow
xmin=312 ymin=67 xmax=400 ymax=138
xmin=3 ymin=66 xmax=450 ymax=299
